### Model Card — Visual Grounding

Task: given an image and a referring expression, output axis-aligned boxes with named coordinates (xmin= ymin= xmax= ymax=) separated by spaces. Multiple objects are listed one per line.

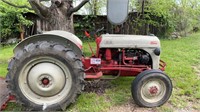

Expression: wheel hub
xmin=149 ymin=86 xmax=158 ymax=95
xmin=142 ymin=81 xmax=161 ymax=97
xmin=27 ymin=62 xmax=66 ymax=97
xmin=38 ymin=75 xmax=53 ymax=88
xmin=41 ymin=78 xmax=50 ymax=86
xmin=141 ymin=79 xmax=166 ymax=103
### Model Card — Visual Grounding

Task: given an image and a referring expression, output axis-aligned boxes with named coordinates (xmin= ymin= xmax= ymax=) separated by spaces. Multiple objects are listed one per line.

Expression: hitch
xmin=159 ymin=60 xmax=167 ymax=71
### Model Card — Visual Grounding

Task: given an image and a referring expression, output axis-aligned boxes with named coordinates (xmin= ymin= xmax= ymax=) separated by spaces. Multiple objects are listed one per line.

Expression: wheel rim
xmin=18 ymin=57 xmax=72 ymax=105
xmin=141 ymin=78 xmax=166 ymax=103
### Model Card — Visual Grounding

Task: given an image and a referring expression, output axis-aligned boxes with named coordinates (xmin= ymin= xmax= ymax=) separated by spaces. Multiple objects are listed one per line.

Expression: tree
xmin=173 ymin=0 xmax=200 ymax=36
xmin=128 ymin=0 xmax=200 ymax=37
xmin=87 ymin=0 xmax=106 ymax=15
xmin=74 ymin=0 xmax=106 ymax=15
xmin=2 ymin=0 xmax=89 ymax=33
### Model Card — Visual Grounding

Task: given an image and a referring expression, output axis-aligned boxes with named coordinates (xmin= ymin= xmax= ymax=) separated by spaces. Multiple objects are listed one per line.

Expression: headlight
xmin=154 ymin=48 xmax=160 ymax=56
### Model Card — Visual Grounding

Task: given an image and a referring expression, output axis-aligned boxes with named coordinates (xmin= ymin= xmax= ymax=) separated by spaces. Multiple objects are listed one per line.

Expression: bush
xmin=0 ymin=0 xmax=33 ymax=41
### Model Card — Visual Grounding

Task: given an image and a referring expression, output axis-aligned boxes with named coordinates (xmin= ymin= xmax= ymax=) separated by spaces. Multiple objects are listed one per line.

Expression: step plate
xmin=0 ymin=77 xmax=10 ymax=110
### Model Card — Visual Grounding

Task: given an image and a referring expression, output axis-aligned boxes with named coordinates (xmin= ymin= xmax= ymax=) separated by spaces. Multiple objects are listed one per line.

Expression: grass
xmin=160 ymin=33 xmax=200 ymax=109
xmin=0 ymin=44 xmax=15 ymax=77
xmin=1 ymin=33 xmax=200 ymax=111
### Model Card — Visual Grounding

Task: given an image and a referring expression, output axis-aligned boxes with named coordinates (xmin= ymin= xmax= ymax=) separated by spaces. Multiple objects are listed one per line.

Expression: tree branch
xmin=28 ymin=0 xmax=49 ymax=19
xmin=67 ymin=0 xmax=89 ymax=16
xmin=1 ymin=0 xmax=33 ymax=10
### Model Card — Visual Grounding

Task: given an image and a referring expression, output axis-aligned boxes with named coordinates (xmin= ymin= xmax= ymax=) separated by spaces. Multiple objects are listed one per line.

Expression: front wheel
xmin=131 ymin=69 xmax=172 ymax=107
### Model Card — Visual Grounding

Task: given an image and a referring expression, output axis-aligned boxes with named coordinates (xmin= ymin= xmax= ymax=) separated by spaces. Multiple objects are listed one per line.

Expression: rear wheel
xmin=131 ymin=70 xmax=172 ymax=107
xmin=6 ymin=41 xmax=84 ymax=111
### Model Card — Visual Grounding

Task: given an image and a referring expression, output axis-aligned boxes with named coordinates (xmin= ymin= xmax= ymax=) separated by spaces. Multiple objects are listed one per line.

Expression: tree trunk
xmin=93 ymin=0 xmax=97 ymax=15
xmin=47 ymin=15 xmax=74 ymax=33
xmin=19 ymin=24 xmax=25 ymax=41
xmin=47 ymin=7 xmax=74 ymax=32
xmin=28 ymin=0 xmax=88 ymax=33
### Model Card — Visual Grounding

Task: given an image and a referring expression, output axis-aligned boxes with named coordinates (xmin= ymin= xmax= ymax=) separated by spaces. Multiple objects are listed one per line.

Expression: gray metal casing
xmin=107 ymin=0 xmax=129 ymax=25
xmin=100 ymin=34 xmax=161 ymax=69
xmin=14 ymin=31 xmax=83 ymax=58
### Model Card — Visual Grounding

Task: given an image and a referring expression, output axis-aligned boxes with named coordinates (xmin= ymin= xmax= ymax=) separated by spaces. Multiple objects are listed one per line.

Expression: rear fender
xmin=14 ymin=30 xmax=83 ymax=58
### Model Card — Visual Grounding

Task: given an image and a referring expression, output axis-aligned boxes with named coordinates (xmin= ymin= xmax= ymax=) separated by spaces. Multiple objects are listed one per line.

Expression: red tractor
xmin=4 ymin=0 xmax=172 ymax=111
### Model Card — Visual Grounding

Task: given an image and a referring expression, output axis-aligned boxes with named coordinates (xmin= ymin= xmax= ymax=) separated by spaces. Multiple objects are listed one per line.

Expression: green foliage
xmin=87 ymin=0 xmax=106 ymax=15
xmin=131 ymin=0 xmax=200 ymax=37
xmin=75 ymin=0 xmax=106 ymax=15
xmin=173 ymin=0 xmax=200 ymax=36
xmin=76 ymin=15 xmax=97 ymax=30
xmin=0 ymin=0 xmax=33 ymax=40
xmin=146 ymin=0 xmax=175 ymax=36
xmin=74 ymin=15 xmax=97 ymax=40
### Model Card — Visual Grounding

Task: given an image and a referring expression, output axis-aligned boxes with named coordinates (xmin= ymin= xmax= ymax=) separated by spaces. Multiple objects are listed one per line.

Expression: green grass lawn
xmin=1 ymin=33 xmax=200 ymax=111
xmin=0 ymin=45 xmax=15 ymax=77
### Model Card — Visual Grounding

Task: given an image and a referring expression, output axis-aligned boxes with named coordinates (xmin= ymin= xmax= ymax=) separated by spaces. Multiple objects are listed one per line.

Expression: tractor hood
xmin=99 ymin=34 xmax=160 ymax=48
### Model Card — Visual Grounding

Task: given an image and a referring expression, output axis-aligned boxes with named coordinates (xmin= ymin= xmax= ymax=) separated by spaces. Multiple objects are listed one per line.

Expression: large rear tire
xmin=6 ymin=41 xmax=84 ymax=111
xmin=131 ymin=69 xmax=172 ymax=107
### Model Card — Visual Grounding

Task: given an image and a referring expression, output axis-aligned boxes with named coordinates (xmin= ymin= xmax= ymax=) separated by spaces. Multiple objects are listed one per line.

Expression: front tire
xmin=6 ymin=41 xmax=84 ymax=111
xmin=131 ymin=69 xmax=172 ymax=107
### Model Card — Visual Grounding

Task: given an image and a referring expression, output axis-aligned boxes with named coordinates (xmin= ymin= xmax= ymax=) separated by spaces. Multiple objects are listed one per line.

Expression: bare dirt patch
xmin=192 ymin=66 xmax=200 ymax=77
xmin=108 ymin=99 xmax=158 ymax=112
xmin=107 ymin=99 xmax=200 ymax=112
xmin=84 ymin=80 xmax=113 ymax=95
